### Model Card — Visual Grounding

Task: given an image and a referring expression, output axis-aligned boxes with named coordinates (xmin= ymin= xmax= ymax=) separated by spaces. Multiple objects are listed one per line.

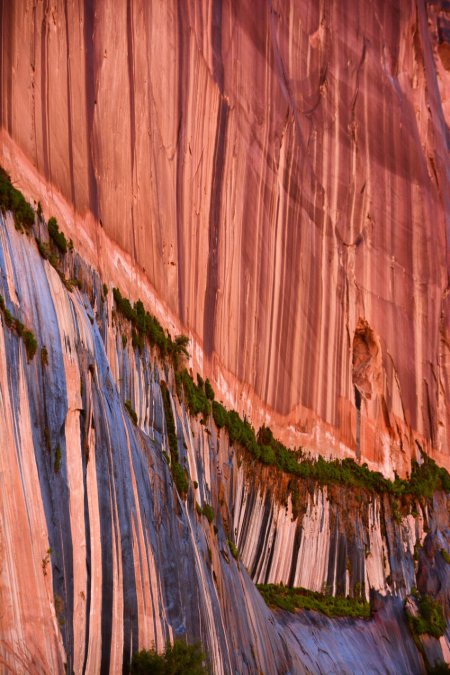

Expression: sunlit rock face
xmin=1 ymin=214 xmax=448 ymax=673
xmin=1 ymin=0 xmax=449 ymax=477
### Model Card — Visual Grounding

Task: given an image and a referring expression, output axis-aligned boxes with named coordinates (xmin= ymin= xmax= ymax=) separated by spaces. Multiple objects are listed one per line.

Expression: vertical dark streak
xmin=121 ymin=510 xmax=138 ymax=675
xmin=175 ymin=0 xmax=186 ymax=322
xmin=64 ymin=0 xmax=76 ymax=206
xmin=354 ymin=386 xmax=361 ymax=460
xmin=203 ymin=101 xmax=228 ymax=356
xmin=83 ymin=0 xmax=99 ymax=220
xmin=40 ymin=2 xmax=49 ymax=179
xmin=81 ymin=456 xmax=92 ymax=675
xmin=31 ymin=3 xmax=39 ymax=164
xmin=126 ymin=0 xmax=137 ymax=261
xmin=264 ymin=528 xmax=277 ymax=583
xmin=250 ymin=492 xmax=272 ymax=579
xmin=288 ymin=522 xmax=302 ymax=587
xmin=203 ymin=0 xmax=228 ymax=355
xmin=0 ymin=0 xmax=12 ymax=132
xmin=91 ymin=390 xmax=113 ymax=675
xmin=212 ymin=0 xmax=224 ymax=93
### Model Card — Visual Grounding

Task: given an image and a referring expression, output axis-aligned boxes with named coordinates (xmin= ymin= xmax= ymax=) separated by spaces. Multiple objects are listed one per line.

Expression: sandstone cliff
xmin=1 ymin=0 xmax=449 ymax=476
xmin=0 ymin=213 xmax=448 ymax=673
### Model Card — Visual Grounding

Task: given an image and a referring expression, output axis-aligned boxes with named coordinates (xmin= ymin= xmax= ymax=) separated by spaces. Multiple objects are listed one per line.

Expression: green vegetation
xmin=130 ymin=640 xmax=206 ymax=675
xmin=228 ymin=539 xmax=239 ymax=561
xmin=160 ymin=382 xmax=189 ymax=497
xmin=0 ymin=293 xmax=38 ymax=361
xmin=110 ymin=289 xmax=449 ymax=504
xmin=211 ymin=402 xmax=450 ymax=499
xmin=204 ymin=378 xmax=215 ymax=401
xmin=441 ymin=549 xmax=450 ymax=565
xmin=54 ymin=445 xmax=62 ymax=473
xmin=408 ymin=593 xmax=446 ymax=639
xmin=14 ymin=318 xmax=24 ymax=336
xmin=124 ymin=399 xmax=138 ymax=426
xmin=176 ymin=369 xmax=210 ymax=418
xmin=23 ymin=329 xmax=38 ymax=361
xmin=66 ymin=277 xmax=82 ymax=291
xmin=112 ymin=287 xmax=189 ymax=364
xmin=47 ymin=217 xmax=68 ymax=254
xmin=257 ymin=584 xmax=371 ymax=619
xmin=201 ymin=503 xmax=214 ymax=524
xmin=0 ymin=166 xmax=35 ymax=231
xmin=36 ymin=238 xmax=59 ymax=267
xmin=2 ymin=169 xmax=447 ymax=507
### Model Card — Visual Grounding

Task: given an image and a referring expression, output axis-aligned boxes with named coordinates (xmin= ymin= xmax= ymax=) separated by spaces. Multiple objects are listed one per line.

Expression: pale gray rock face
xmin=0 ymin=214 xmax=448 ymax=673
xmin=0 ymin=0 xmax=449 ymax=476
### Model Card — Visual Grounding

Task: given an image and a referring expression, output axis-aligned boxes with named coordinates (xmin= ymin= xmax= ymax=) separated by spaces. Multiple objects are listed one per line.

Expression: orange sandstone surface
xmin=1 ymin=0 xmax=449 ymax=476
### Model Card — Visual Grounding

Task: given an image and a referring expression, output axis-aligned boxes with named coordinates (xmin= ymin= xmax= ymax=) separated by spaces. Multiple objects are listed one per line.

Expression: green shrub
xmin=171 ymin=461 xmax=189 ymax=496
xmin=14 ymin=318 xmax=24 ymax=336
xmin=0 ymin=167 xmax=35 ymax=230
xmin=205 ymin=379 xmax=215 ymax=400
xmin=257 ymin=584 xmax=371 ymax=619
xmin=54 ymin=445 xmax=62 ymax=473
xmin=124 ymin=400 xmax=138 ymax=425
xmin=36 ymin=238 xmax=59 ymax=267
xmin=48 ymin=217 xmax=68 ymax=254
xmin=178 ymin=369 xmax=210 ymax=418
xmin=23 ymin=330 xmax=37 ymax=361
xmin=212 ymin=401 xmax=228 ymax=429
xmin=160 ymin=382 xmax=189 ymax=497
xmin=201 ymin=503 xmax=214 ymax=524
xmin=67 ymin=277 xmax=82 ymax=290
xmin=408 ymin=593 xmax=446 ymax=639
xmin=228 ymin=539 xmax=239 ymax=560
xmin=441 ymin=549 xmax=450 ymax=565
xmin=3 ymin=308 xmax=14 ymax=328
xmin=130 ymin=640 xmax=206 ymax=674
xmin=112 ymin=287 xmax=184 ymax=361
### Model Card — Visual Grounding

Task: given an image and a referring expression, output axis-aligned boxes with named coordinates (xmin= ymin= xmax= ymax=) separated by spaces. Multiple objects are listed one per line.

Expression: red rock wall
xmin=1 ymin=0 xmax=449 ymax=474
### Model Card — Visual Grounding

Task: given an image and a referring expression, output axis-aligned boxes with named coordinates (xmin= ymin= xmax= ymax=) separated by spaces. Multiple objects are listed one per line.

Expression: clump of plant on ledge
xmin=110 ymin=286 xmax=449 ymax=503
xmin=161 ymin=382 xmax=189 ymax=497
xmin=112 ymin=287 xmax=189 ymax=365
xmin=441 ymin=549 xmax=450 ymax=565
xmin=211 ymin=398 xmax=450 ymax=499
xmin=47 ymin=217 xmax=68 ymax=254
xmin=257 ymin=583 xmax=371 ymax=619
xmin=124 ymin=399 xmax=138 ymax=426
xmin=200 ymin=503 xmax=214 ymax=524
xmin=0 ymin=166 xmax=35 ymax=231
xmin=176 ymin=369 xmax=211 ymax=418
xmin=36 ymin=216 xmax=77 ymax=290
xmin=407 ymin=592 xmax=446 ymax=639
xmin=0 ymin=293 xmax=38 ymax=361
xmin=131 ymin=640 xmax=206 ymax=675
xmin=228 ymin=539 xmax=239 ymax=560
